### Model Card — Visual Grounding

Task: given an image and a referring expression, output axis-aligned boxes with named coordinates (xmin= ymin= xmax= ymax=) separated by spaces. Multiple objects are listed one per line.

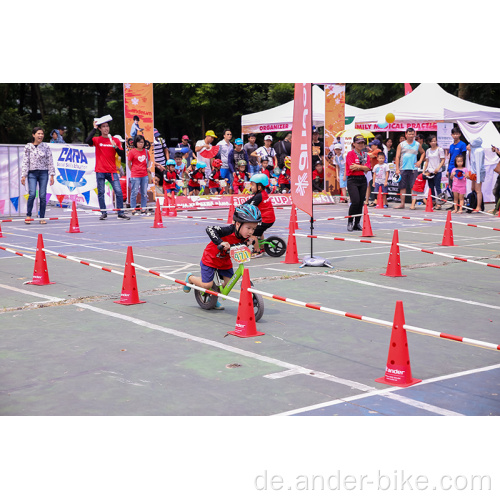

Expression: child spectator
xmin=451 ymin=153 xmax=468 ymax=214
xmin=278 ymin=156 xmax=291 ymax=193
xmin=233 ymin=161 xmax=248 ymax=194
xmin=183 ymin=205 xmax=262 ymax=309
xmin=182 ymin=160 xmax=196 ymax=195
xmin=312 ymin=161 xmax=325 ymax=192
xmin=208 ymin=158 xmax=223 ymax=194
xmin=244 ymin=173 xmax=276 ymax=257
xmin=331 ymin=143 xmax=347 ymax=202
xmin=127 ymin=134 xmax=150 ymax=215
xmin=366 ymin=139 xmax=381 ymax=206
xmin=163 ymin=159 xmax=180 ymax=198
xmin=372 ymin=151 xmax=390 ymax=208
xmin=410 ymin=172 xmax=427 ymax=210
xmin=188 ymin=162 xmax=205 ymax=196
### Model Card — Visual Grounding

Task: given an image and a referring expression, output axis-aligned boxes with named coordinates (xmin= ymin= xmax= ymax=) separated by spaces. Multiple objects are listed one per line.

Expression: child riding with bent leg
xmin=183 ymin=205 xmax=262 ymax=309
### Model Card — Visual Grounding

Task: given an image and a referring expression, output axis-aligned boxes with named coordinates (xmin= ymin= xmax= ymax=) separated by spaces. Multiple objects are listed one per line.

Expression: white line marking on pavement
xmin=0 ymin=284 xmax=64 ymax=306
xmin=75 ymin=303 xmax=374 ymax=393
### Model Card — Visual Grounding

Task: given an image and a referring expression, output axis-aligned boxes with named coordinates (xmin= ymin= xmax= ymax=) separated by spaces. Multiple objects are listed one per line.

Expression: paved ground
xmin=1 ymin=200 xmax=499 ymax=416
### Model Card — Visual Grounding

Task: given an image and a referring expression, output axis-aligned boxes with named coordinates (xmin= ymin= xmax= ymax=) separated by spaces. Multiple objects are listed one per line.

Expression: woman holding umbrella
xmin=345 ymin=134 xmax=372 ymax=231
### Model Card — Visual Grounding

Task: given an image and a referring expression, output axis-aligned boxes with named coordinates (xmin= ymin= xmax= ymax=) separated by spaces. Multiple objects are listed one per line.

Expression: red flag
xmin=290 ymin=83 xmax=313 ymax=217
xmin=404 ymin=83 xmax=412 ymax=95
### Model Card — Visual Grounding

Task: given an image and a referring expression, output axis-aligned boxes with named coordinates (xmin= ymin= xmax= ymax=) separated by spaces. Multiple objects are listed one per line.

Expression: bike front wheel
xmin=263 ymin=235 xmax=287 ymax=258
xmin=194 ymin=286 xmax=219 ymax=310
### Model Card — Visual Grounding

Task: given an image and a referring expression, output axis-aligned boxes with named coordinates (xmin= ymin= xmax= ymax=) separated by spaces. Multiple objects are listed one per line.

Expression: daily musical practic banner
xmin=290 ymin=83 xmax=313 ymax=218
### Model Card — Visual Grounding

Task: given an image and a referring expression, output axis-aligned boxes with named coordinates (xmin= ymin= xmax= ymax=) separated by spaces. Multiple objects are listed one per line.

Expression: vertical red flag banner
xmin=123 ymin=83 xmax=155 ymax=203
xmin=291 ymin=83 xmax=313 ymax=218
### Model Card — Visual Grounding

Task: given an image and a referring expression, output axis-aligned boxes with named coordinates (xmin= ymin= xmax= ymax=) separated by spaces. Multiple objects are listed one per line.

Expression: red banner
xmin=290 ymin=83 xmax=313 ymax=217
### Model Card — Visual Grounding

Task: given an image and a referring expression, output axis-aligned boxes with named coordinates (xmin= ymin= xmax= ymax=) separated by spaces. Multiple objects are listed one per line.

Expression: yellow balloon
xmin=385 ymin=113 xmax=395 ymax=124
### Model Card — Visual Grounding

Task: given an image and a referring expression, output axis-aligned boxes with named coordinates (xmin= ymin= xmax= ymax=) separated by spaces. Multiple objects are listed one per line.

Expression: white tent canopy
xmin=354 ymin=83 xmax=500 ymax=123
xmin=241 ymin=85 xmax=362 ymax=134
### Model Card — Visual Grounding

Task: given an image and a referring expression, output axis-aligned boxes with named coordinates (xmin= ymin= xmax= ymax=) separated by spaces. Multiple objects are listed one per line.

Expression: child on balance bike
xmin=183 ymin=204 xmax=262 ymax=310
xmin=243 ymin=173 xmax=276 ymax=258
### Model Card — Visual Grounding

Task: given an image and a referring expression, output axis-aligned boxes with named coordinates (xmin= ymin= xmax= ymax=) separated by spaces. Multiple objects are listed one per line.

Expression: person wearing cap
xmin=345 ymin=134 xmax=372 ymax=231
xmin=251 ymin=135 xmax=277 ymax=172
xmin=86 ymin=117 xmax=130 ymax=220
xmin=57 ymin=126 xmax=67 ymax=143
xmin=330 ymin=142 xmax=347 ymax=202
xmin=177 ymin=135 xmax=194 ymax=165
xmin=153 ymin=128 xmax=170 ymax=182
xmin=244 ymin=133 xmax=259 ymax=175
xmin=227 ymin=138 xmax=249 ymax=193
xmin=195 ymin=130 xmax=217 ymax=178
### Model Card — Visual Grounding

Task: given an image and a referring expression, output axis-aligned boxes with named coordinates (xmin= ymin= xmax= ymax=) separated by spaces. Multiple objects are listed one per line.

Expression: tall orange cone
xmin=114 ymin=246 xmax=146 ymax=305
xmin=291 ymin=203 xmax=299 ymax=230
xmin=26 ymin=234 xmax=55 ymax=285
xmin=0 ymin=222 xmax=4 ymax=238
xmin=362 ymin=204 xmax=374 ymax=237
xmin=162 ymin=192 xmax=169 ymax=216
xmin=375 ymin=185 xmax=384 ymax=209
xmin=375 ymin=300 xmax=421 ymax=387
xmin=227 ymin=269 xmax=265 ymax=338
xmin=167 ymin=193 xmax=178 ymax=217
xmin=281 ymin=216 xmax=300 ymax=264
xmin=66 ymin=201 xmax=82 ymax=233
xmin=381 ymin=230 xmax=406 ymax=277
xmin=440 ymin=210 xmax=455 ymax=246
xmin=227 ymin=195 xmax=235 ymax=224
xmin=425 ymin=189 xmax=434 ymax=213
xmin=151 ymin=199 xmax=164 ymax=228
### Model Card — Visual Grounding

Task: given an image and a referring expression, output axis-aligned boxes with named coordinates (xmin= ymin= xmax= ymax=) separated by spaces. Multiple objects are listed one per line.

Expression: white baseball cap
xmin=264 ymin=135 xmax=273 ymax=141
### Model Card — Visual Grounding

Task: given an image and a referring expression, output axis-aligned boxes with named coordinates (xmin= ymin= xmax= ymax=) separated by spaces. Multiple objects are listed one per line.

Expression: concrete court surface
xmin=0 ymin=200 xmax=499 ymax=416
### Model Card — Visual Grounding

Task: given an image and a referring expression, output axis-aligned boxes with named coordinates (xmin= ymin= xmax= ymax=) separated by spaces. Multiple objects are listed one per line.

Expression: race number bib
xmin=230 ymin=245 xmax=251 ymax=264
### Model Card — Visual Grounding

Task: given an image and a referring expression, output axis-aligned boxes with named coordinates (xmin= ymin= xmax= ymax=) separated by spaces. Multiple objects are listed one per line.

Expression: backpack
xmin=464 ymin=191 xmax=484 ymax=213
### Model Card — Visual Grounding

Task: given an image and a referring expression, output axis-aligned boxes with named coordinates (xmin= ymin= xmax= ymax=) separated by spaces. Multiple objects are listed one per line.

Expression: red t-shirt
xmin=345 ymin=150 xmax=370 ymax=177
xmin=313 ymin=170 xmax=324 ymax=181
xmin=127 ymin=148 xmax=150 ymax=177
xmin=233 ymin=171 xmax=247 ymax=188
xmin=412 ymin=174 xmax=426 ymax=192
xmin=163 ymin=170 xmax=178 ymax=189
xmin=92 ymin=135 xmax=123 ymax=173
xmin=244 ymin=190 xmax=276 ymax=224
xmin=202 ymin=232 xmax=244 ymax=270
xmin=208 ymin=168 xmax=222 ymax=189
xmin=188 ymin=169 xmax=204 ymax=188
xmin=278 ymin=169 xmax=290 ymax=185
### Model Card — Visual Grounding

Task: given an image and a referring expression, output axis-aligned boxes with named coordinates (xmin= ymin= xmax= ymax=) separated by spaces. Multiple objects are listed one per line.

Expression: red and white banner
xmin=290 ymin=83 xmax=313 ymax=217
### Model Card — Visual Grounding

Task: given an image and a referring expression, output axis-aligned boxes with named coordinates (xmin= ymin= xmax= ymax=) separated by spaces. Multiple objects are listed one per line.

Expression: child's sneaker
xmin=183 ymin=273 xmax=193 ymax=293
xmin=214 ymin=300 xmax=225 ymax=310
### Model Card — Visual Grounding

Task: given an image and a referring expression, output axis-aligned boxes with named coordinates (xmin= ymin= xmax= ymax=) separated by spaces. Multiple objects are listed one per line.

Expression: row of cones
xmin=373 ymin=185 xmax=441 ymax=214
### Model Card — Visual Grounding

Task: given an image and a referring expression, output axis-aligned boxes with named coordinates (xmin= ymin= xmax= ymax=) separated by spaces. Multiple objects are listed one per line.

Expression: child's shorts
xmin=200 ymin=261 xmax=234 ymax=284
xmin=209 ymin=187 xmax=221 ymax=195
xmin=374 ymin=182 xmax=389 ymax=194
xmin=188 ymin=185 xmax=200 ymax=193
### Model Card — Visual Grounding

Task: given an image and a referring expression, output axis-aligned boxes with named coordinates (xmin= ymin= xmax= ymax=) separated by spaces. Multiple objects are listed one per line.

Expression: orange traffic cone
xmin=440 ymin=210 xmax=455 ymax=246
xmin=375 ymin=300 xmax=421 ymax=387
xmin=381 ymin=230 xmax=406 ymax=277
xmin=162 ymin=192 xmax=169 ymax=216
xmin=167 ymin=193 xmax=178 ymax=217
xmin=425 ymin=189 xmax=434 ymax=213
xmin=227 ymin=269 xmax=265 ymax=338
xmin=227 ymin=195 xmax=235 ymax=224
xmin=362 ymin=204 xmax=374 ymax=237
xmin=114 ymin=246 xmax=146 ymax=305
xmin=151 ymin=199 xmax=164 ymax=228
xmin=291 ymin=203 xmax=299 ymax=230
xmin=66 ymin=201 xmax=82 ymax=233
xmin=26 ymin=234 xmax=55 ymax=286
xmin=0 ymin=222 xmax=4 ymax=238
xmin=281 ymin=217 xmax=300 ymax=264
xmin=375 ymin=185 xmax=384 ymax=209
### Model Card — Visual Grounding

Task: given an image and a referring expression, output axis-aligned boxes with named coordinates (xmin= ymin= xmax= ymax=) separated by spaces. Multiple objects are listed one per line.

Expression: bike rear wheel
xmin=194 ymin=286 xmax=219 ymax=310
xmin=250 ymin=280 xmax=265 ymax=322
xmin=263 ymin=235 xmax=287 ymax=257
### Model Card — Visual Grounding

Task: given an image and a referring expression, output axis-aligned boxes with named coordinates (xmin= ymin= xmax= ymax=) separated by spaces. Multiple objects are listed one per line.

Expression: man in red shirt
xmin=86 ymin=116 xmax=130 ymax=220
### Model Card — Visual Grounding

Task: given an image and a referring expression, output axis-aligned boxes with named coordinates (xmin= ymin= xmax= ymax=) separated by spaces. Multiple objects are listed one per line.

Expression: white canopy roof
xmin=241 ymin=85 xmax=362 ymax=134
xmin=354 ymin=83 xmax=500 ymax=123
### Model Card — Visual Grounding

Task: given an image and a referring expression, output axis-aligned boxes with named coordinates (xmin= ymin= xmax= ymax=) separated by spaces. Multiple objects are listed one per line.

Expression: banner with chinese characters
xmin=290 ymin=83 xmax=313 ymax=217
xmin=324 ymin=84 xmax=345 ymax=195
